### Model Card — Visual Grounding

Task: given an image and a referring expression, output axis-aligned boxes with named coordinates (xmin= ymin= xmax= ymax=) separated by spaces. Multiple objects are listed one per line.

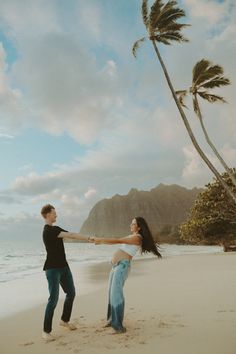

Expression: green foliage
xmin=180 ymin=169 xmax=236 ymax=244
xmin=191 ymin=59 xmax=230 ymax=101
xmin=142 ymin=0 xmax=150 ymax=28
xmin=177 ymin=59 xmax=230 ymax=111
xmin=132 ymin=37 xmax=146 ymax=58
xmin=155 ymin=224 xmax=184 ymax=244
xmin=133 ymin=0 xmax=189 ymax=57
xmin=149 ymin=0 xmax=189 ymax=44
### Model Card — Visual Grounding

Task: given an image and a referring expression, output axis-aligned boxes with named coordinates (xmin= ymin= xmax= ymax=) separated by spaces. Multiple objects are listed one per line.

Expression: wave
xmin=0 ymin=243 xmax=222 ymax=284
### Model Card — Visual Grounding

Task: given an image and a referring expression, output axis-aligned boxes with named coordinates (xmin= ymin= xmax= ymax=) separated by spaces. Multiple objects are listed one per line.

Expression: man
xmin=41 ymin=204 xmax=91 ymax=341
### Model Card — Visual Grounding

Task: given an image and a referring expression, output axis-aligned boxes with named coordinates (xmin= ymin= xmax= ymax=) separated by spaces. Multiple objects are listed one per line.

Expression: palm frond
xmin=192 ymin=96 xmax=200 ymax=116
xmin=162 ymin=0 xmax=178 ymax=8
xmin=149 ymin=0 xmax=164 ymax=32
xmin=155 ymin=1 xmax=179 ymax=27
xmin=176 ymin=90 xmax=188 ymax=108
xmin=192 ymin=59 xmax=210 ymax=85
xmin=157 ymin=31 xmax=189 ymax=43
xmin=162 ymin=22 xmax=190 ymax=32
xmin=193 ymin=60 xmax=224 ymax=87
xmin=195 ymin=66 xmax=224 ymax=87
xmin=132 ymin=37 xmax=146 ymax=58
xmin=157 ymin=7 xmax=186 ymax=29
xmin=154 ymin=35 xmax=171 ymax=45
xmin=200 ymin=76 xmax=230 ymax=89
xmin=149 ymin=0 xmax=188 ymax=44
xmin=197 ymin=91 xmax=227 ymax=104
xmin=142 ymin=0 xmax=149 ymax=28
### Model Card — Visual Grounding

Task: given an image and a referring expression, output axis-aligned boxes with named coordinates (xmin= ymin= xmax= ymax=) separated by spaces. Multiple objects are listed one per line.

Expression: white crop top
xmin=119 ymin=235 xmax=143 ymax=257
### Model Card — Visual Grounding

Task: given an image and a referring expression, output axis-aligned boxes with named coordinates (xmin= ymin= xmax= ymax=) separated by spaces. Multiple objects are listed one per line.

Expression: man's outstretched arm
xmin=58 ymin=232 xmax=91 ymax=242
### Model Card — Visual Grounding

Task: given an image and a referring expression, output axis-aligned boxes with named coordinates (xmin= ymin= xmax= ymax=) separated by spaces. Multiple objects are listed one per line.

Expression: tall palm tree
xmin=132 ymin=0 xmax=236 ymax=203
xmin=176 ymin=59 xmax=236 ymax=188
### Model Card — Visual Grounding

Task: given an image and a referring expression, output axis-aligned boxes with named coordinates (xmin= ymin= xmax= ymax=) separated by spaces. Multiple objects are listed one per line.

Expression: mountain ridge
xmin=80 ymin=184 xmax=202 ymax=242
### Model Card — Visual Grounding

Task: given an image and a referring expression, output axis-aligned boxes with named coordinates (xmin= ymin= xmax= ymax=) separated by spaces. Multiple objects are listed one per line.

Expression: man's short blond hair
xmin=41 ymin=204 xmax=55 ymax=218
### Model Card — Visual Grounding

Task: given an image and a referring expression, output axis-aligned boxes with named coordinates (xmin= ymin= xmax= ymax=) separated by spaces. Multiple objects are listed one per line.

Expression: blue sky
xmin=0 ymin=0 xmax=235 ymax=238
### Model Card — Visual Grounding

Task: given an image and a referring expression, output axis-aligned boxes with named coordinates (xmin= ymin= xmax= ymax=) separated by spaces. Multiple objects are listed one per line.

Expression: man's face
xmin=47 ymin=209 xmax=57 ymax=223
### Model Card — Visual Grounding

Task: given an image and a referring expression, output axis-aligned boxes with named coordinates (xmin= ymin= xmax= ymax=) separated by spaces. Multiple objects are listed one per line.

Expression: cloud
xmin=77 ymin=1 xmax=102 ymax=42
xmin=182 ymin=145 xmax=210 ymax=186
xmin=10 ymin=33 xmax=123 ymax=144
xmin=11 ymin=172 xmax=61 ymax=196
xmin=184 ymin=0 xmax=228 ymax=25
xmin=5 ymin=103 xmax=189 ymax=227
xmin=0 ymin=0 xmax=59 ymax=38
xmin=181 ymin=141 xmax=236 ymax=188
xmin=220 ymin=144 xmax=236 ymax=166
xmin=84 ymin=187 xmax=97 ymax=200
xmin=0 ymin=42 xmax=27 ymax=132
xmin=0 ymin=193 xmax=19 ymax=204
xmin=0 ymin=133 xmax=14 ymax=139
xmin=0 ymin=0 xmax=235 ymax=233
xmin=0 ymin=212 xmax=42 ymax=241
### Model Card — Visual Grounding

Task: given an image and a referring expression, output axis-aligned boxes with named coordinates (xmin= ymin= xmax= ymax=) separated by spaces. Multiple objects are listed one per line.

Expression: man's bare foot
xmin=42 ymin=331 xmax=56 ymax=342
xmin=60 ymin=320 xmax=77 ymax=330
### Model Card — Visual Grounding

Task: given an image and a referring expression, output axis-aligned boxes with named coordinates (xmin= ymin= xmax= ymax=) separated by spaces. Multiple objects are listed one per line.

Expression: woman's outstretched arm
xmin=93 ymin=234 xmax=141 ymax=245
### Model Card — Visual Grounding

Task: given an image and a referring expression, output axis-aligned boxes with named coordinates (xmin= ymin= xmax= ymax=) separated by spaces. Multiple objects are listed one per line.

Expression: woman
xmin=92 ymin=216 xmax=162 ymax=334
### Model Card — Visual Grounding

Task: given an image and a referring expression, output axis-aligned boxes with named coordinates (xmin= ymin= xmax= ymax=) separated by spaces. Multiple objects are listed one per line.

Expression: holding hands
xmin=88 ymin=236 xmax=103 ymax=244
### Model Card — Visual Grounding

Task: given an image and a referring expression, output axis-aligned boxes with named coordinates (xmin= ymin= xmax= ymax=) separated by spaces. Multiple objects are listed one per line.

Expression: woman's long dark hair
xmin=135 ymin=216 xmax=162 ymax=258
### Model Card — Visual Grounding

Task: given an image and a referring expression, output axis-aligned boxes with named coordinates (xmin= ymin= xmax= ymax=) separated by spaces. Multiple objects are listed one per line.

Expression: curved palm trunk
xmin=194 ymin=95 xmax=236 ymax=188
xmin=151 ymin=40 xmax=236 ymax=204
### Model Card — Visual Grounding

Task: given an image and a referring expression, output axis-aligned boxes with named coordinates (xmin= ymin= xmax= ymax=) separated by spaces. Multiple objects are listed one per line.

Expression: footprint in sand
xmin=95 ymin=328 xmax=106 ymax=333
xmin=139 ymin=341 xmax=147 ymax=345
xmin=158 ymin=320 xmax=171 ymax=328
xmin=19 ymin=341 xmax=34 ymax=346
xmin=123 ymin=344 xmax=130 ymax=348
xmin=158 ymin=319 xmax=186 ymax=329
xmin=218 ymin=309 xmax=235 ymax=313
xmin=58 ymin=341 xmax=69 ymax=347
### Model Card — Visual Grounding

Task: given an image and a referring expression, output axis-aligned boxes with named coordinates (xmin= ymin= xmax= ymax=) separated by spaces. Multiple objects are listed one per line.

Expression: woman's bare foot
xmin=103 ymin=322 xmax=111 ymax=328
xmin=112 ymin=327 xmax=127 ymax=334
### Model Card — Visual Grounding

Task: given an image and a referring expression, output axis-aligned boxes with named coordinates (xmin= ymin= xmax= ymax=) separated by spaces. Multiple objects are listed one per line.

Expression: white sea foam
xmin=0 ymin=241 xmax=222 ymax=283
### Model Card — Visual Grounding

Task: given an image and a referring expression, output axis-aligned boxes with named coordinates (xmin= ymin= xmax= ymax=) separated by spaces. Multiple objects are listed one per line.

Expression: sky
xmin=0 ymin=0 xmax=235 ymax=239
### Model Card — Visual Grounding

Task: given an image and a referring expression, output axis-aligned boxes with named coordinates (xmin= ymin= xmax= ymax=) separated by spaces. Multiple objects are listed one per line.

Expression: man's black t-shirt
xmin=43 ymin=225 xmax=68 ymax=270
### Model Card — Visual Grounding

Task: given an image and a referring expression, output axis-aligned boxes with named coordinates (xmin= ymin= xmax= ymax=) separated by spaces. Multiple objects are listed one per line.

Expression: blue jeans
xmin=107 ymin=259 xmax=131 ymax=331
xmin=43 ymin=266 xmax=76 ymax=333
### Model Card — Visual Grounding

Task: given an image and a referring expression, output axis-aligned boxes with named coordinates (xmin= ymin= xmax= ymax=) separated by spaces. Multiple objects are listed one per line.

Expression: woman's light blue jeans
xmin=107 ymin=259 xmax=131 ymax=331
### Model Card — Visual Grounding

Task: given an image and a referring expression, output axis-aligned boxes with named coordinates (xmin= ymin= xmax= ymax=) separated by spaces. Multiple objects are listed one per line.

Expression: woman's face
xmin=130 ymin=218 xmax=140 ymax=233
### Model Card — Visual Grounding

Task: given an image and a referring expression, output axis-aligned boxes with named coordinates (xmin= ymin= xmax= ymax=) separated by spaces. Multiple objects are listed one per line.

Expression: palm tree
xmin=132 ymin=0 xmax=236 ymax=203
xmin=176 ymin=59 xmax=236 ymax=188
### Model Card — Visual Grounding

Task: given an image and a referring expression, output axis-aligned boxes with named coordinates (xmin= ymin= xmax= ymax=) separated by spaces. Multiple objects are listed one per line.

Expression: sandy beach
xmin=1 ymin=252 xmax=236 ymax=354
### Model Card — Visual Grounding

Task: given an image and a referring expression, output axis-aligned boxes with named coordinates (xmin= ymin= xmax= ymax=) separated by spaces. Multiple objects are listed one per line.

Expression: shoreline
xmin=0 ymin=246 xmax=222 ymax=319
xmin=1 ymin=252 xmax=236 ymax=354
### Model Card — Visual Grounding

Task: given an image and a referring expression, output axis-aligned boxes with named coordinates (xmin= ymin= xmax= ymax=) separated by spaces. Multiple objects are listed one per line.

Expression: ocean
xmin=0 ymin=240 xmax=222 ymax=284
